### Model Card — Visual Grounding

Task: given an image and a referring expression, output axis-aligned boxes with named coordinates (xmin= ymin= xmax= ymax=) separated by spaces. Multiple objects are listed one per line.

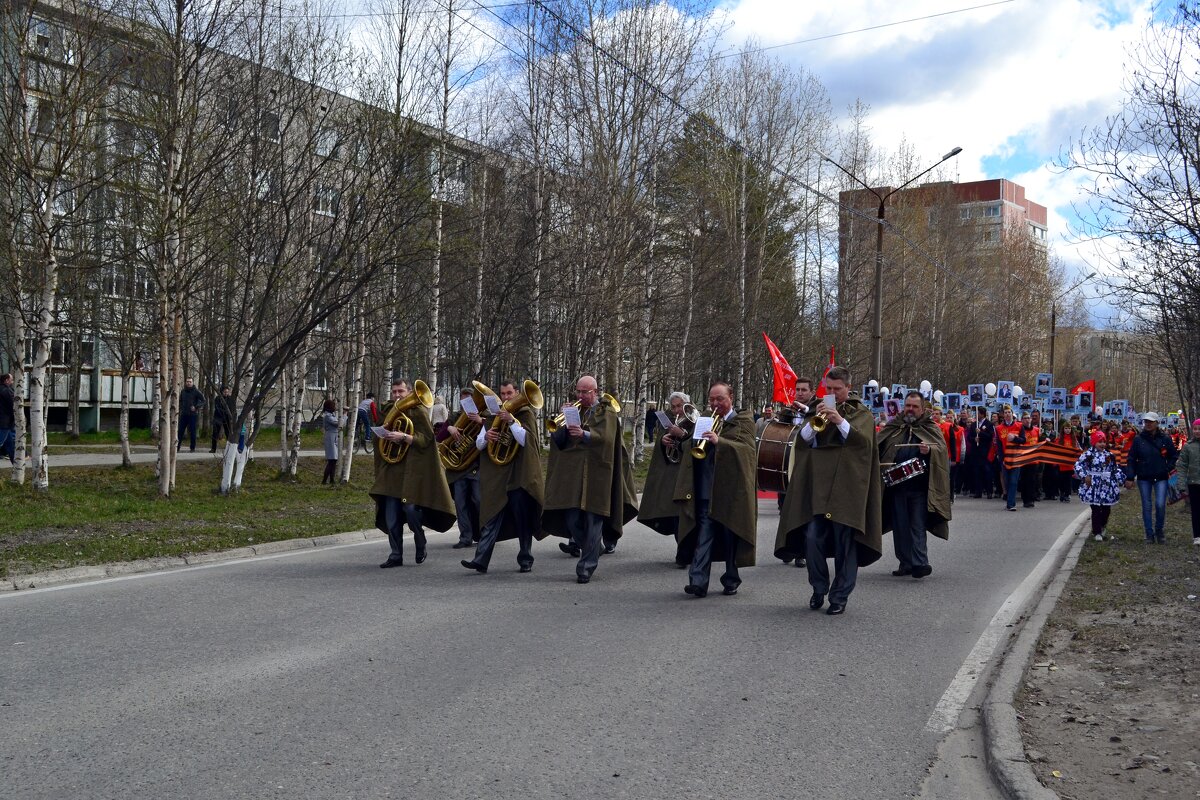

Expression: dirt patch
xmin=1018 ymin=499 xmax=1200 ymax=799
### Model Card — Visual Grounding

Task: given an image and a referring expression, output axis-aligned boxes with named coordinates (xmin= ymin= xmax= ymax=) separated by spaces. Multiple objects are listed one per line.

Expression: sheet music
xmin=692 ymin=415 xmax=714 ymax=440
xmin=484 ymin=394 xmax=502 ymax=415
xmin=562 ymin=405 xmax=582 ymax=428
xmin=654 ymin=410 xmax=673 ymax=429
xmin=460 ymin=396 xmax=479 ymax=416
xmin=370 ymin=426 xmax=391 ymax=439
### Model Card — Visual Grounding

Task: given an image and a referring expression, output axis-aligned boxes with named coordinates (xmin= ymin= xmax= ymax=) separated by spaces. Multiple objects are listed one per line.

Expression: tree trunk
xmin=8 ymin=313 xmax=27 ymax=485
xmin=340 ymin=312 xmax=367 ymax=483
xmin=28 ymin=235 xmax=60 ymax=492
xmin=119 ymin=371 xmax=132 ymax=468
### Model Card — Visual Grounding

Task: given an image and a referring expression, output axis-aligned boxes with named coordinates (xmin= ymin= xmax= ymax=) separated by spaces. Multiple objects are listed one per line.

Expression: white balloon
xmin=867 ymin=379 xmax=879 ymax=389
xmin=1013 ymin=385 xmax=1024 ymax=398
xmin=933 ymin=390 xmax=944 ymax=402
xmin=919 ymin=379 xmax=932 ymax=393
xmin=985 ymin=382 xmax=997 ymax=397
xmin=880 ymin=386 xmax=890 ymax=396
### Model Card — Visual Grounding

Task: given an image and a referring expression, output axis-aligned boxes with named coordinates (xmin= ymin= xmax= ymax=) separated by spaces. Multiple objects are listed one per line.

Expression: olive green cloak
xmin=876 ymin=414 xmax=952 ymax=540
xmin=370 ymin=402 xmax=457 ymax=533
xmin=540 ymin=402 xmax=638 ymax=541
xmin=773 ymin=422 xmax=810 ymax=559
xmin=638 ymin=420 xmax=690 ymax=536
xmin=477 ymin=405 xmax=545 ymax=541
xmin=672 ymin=409 xmax=758 ymax=568
xmin=776 ymin=396 xmax=882 ymax=567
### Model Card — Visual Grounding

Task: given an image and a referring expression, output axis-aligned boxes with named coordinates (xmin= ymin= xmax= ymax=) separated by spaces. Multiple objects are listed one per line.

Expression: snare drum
xmin=756 ymin=420 xmax=800 ymax=493
xmin=881 ymin=457 xmax=927 ymax=488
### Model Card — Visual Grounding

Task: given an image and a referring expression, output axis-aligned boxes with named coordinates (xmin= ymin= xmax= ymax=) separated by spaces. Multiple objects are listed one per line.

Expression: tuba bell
xmin=376 ymin=379 xmax=434 ymax=463
xmin=547 ymin=392 xmax=620 ymax=432
xmin=438 ymin=381 xmax=496 ymax=471
xmin=487 ymin=379 xmax=544 ymax=466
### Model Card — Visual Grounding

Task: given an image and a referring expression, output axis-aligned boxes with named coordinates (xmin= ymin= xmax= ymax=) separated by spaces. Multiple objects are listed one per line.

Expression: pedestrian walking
xmin=1075 ymin=431 xmax=1125 ymax=541
xmin=321 ymin=399 xmax=342 ymax=485
xmin=1176 ymin=419 xmax=1200 ymax=546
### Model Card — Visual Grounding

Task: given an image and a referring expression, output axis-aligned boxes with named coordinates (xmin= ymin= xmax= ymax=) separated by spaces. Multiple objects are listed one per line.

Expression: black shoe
xmin=795 ymin=558 xmax=806 ymax=568
xmin=826 ymin=602 xmax=846 ymax=616
xmin=559 ymin=542 xmax=581 ymax=557
xmin=722 ymin=586 xmax=738 ymax=596
xmin=809 ymin=592 xmax=824 ymax=610
xmin=1023 ymin=502 xmax=1035 ymax=508
xmin=461 ymin=559 xmax=486 ymax=574
xmin=576 ymin=575 xmax=590 ymax=584
xmin=415 ymin=550 xmax=427 ymax=564
xmin=519 ymin=565 xmax=532 ymax=573
xmin=379 ymin=558 xmax=403 ymax=568
xmin=602 ymin=543 xmax=616 ymax=554
xmin=912 ymin=565 xmax=932 ymax=578
xmin=684 ymin=584 xmax=707 ymax=598
xmin=452 ymin=542 xmax=472 ymax=549
xmin=674 ymin=561 xmax=689 ymax=569
xmin=779 ymin=556 xmax=794 ymax=565
xmin=892 ymin=567 xmax=912 ymax=577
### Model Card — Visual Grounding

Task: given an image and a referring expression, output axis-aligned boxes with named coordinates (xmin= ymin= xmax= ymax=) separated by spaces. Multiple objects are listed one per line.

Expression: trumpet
xmin=487 ymin=379 xmax=544 ymax=466
xmin=547 ymin=392 xmax=621 ymax=432
xmin=663 ymin=403 xmax=699 ymax=464
xmin=438 ymin=380 xmax=496 ymax=471
xmin=809 ymin=401 xmax=847 ymax=434
xmin=377 ymin=379 xmax=434 ymax=464
xmin=689 ymin=409 xmax=724 ymax=459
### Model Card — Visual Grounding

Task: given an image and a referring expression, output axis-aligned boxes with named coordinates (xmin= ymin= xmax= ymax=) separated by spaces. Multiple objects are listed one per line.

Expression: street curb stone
xmin=3 ymin=528 xmax=383 ymax=591
xmin=983 ymin=512 xmax=1089 ymax=800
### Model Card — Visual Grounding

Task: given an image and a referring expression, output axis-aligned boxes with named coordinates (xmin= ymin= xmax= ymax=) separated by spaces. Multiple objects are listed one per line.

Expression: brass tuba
xmin=438 ymin=380 xmax=497 ymax=471
xmin=689 ymin=409 xmax=724 ymax=459
xmin=547 ymin=393 xmax=621 ymax=432
xmin=663 ymin=403 xmax=699 ymax=464
xmin=487 ymin=379 xmax=544 ymax=466
xmin=376 ymin=379 xmax=434 ymax=464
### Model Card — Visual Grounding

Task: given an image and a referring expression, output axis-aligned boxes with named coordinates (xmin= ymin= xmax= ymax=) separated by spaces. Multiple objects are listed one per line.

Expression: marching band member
xmin=877 ymin=391 xmax=951 ymax=579
xmin=674 ymin=382 xmax=757 ymax=598
xmin=441 ymin=388 xmax=481 ymax=549
xmin=540 ymin=375 xmax=637 ymax=584
xmin=638 ymin=391 xmax=694 ymax=566
xmin=370 ymin=379 xmax=457 ymax=568
xmin=460 ymin=380 xmax=544 ymax=574
xmin=773 ymin=376 xmax=815 ymax=567
xmin=779 ymin=366 xmax=882 ymax=616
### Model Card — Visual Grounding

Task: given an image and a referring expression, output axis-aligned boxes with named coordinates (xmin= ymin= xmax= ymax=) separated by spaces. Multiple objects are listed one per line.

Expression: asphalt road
xmin=0 ymin=495 xmax=1082 ymax=799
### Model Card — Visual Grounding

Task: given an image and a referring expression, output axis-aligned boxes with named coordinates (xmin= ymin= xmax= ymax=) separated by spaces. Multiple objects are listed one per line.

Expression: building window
xmin=1028 ymin=223 xmax=1046 ymax=241
xmin=314 ymin=186 xmax=340 ymax=217
xmin=984 ymin=204 xmax=1001 ymax=218
xmin=959 ymin=207 xmax=971 ymax=220
xmin=255 ymin=170 xmax=279 ymax=202
xmin=25 ymin=337 xmax=94 ymax=367
xmin=982 ymin=229 xmax=996 ymax=243
xmin=260 ymin=111 xmax=280 ymax=142
xmin=305 ymin=360 xmax=328 ymax=390
xmin=315 ymin=129 xmax=339 ymax=158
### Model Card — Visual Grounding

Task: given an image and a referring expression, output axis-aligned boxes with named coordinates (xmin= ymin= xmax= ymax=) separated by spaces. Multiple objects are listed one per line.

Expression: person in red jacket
xmin=994 ymin=406 xmax=1026 ymax=511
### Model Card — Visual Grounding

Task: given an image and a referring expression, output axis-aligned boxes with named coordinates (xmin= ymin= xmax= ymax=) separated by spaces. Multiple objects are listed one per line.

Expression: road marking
xmin=0 ymin=531 xmax=457 ymax=600
xmin=924 ymin=509 xmax=1087 ymax=733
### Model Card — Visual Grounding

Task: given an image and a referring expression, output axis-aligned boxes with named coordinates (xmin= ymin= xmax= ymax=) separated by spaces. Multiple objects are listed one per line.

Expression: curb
xmin=982 ymin=511 xmax=1089 ymax=800
xmin=1 ymin=529 xmax=385 ymax=591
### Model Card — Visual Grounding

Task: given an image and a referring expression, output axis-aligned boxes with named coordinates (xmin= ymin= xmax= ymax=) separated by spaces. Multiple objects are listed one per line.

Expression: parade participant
xmin=370 ymin=379 xmax=456 ymax=567
xmin=995 ymin=406 xmax=1026 ymax=511
xmin=674 ymin=382 xmax=757 ymax=598
xmin=877 ymin=391 xmax=951 ymax=579
xmin=541 ymin=375 xmax=637 ymax=583
xmin=1017 ymin=411 xmax=1042 ymax=508
xmin=1124 ymin=412 xmax=1178 ymax=543
xmin=1075 ymin=430 xmax=1125 ymax=541
xmin=778 ymin=366 xmax=882 ymax=616
xmin=1176 ymin=420 xmax=1200 ymax=546
xmin=639 ymin=391 xmax=694 ymax=567
xmin=771 ymin=376 xmax=815 ymax=568
xmin=460 ymin=380 xmax=544 ymax=574
xmin=442 ymin=388 xmax=482 ymax=549
xmin=965 ymin=408 xmax=995 ymax=499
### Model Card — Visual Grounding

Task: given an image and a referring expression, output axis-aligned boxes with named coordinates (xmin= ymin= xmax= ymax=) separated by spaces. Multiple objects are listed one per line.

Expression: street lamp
xmin=821 ymin=147 xmax=963 ymax=380
xmin=1049 ymin=271 xmax=1096 ymax=373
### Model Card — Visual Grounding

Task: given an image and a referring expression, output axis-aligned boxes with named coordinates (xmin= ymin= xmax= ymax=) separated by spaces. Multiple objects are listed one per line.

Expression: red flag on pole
xmin=761 ymin=332 xmax=797 ymax=404
xmin=1069 ymin=379 xmax=1095 ymax=395
xmin=814 ymin=346 xmax=836 ymax=398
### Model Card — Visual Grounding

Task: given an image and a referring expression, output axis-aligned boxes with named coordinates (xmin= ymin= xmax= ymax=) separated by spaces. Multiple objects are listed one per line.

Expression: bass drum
xmin=756 ymin=420 xmax=799 ymax=493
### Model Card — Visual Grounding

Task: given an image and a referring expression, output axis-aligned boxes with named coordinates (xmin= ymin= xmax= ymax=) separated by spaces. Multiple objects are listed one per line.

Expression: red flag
xmin=762 ymin=332 xmax=797 ymax=404
xmin=1069 ymin=379 xmax=1095 ymax=395
xmin=814 ymin=346 xmax=835 ymax=398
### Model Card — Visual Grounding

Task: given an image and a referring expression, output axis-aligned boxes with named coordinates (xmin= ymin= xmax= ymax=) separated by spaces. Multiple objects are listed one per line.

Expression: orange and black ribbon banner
xmin=1003 ymin=440 xmax=1083 ymax=470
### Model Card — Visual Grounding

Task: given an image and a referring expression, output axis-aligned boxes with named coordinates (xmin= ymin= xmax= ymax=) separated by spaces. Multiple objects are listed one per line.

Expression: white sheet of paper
xmin=370 ymin=426 xmax=391 ymax=439
xmin=460 ymin=396 xmax=479 ymax=415
xmin=692 ymin=415 xmax=714 ymax=440
xmin=563 ymin=405 xmax=582 ymax=428
xmin=655 ymin=410 xmax=672 ymax=429
xmin=822 ymin=394 xmax=835 ymax=410
xmin=484 ymin=394 xmax=502 ymax=415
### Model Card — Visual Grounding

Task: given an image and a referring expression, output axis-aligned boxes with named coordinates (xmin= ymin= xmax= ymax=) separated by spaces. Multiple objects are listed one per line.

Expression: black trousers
xmin=1190 ymin=486 xmax=1200 ymax=539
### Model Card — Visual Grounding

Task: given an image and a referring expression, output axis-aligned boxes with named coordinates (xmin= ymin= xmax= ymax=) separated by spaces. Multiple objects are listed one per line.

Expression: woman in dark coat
xmin=321 ymin=399 xmax=342 ymax=484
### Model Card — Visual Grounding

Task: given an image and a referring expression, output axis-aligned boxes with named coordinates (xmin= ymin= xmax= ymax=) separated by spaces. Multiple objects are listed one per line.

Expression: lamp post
xmin=822 ymin=147 xmax=962 ymax=380
xmin=1049 ymin=271 xmax=1096 ymax=374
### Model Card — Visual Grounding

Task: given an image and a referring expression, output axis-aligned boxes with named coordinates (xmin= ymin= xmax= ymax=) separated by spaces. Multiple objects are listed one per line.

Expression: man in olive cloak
xmin=674 ymin=382 xmax=757 ymax=597
xmin=779 ymin=366 xmax=882 ymax=615
xmin=541 ymin=375 xmax=638 ymax=583
xmin=877 ymin=391 xmax=951 ymax=578
xmin=370 ymin=379 xmax=457 ymax=568
xmin=639 ymin=391 xmax=695 ymax=566
xmin=461 ymin=380 xmax=545 ymax=574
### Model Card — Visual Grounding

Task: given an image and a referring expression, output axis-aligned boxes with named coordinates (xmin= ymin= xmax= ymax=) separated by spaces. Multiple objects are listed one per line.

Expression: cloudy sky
xmin=710 ymin=0 xmax=1159 ymax=319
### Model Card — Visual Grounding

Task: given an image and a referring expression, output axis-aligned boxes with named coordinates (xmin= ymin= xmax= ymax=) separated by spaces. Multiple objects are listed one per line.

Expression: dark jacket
xmin=179 ymin=386 xmax=206 ymax=416
xmin=1126 ymin=429 xmax=1178 ymax=481
xmin=0 ymin=383 xmax=15 ymax=429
